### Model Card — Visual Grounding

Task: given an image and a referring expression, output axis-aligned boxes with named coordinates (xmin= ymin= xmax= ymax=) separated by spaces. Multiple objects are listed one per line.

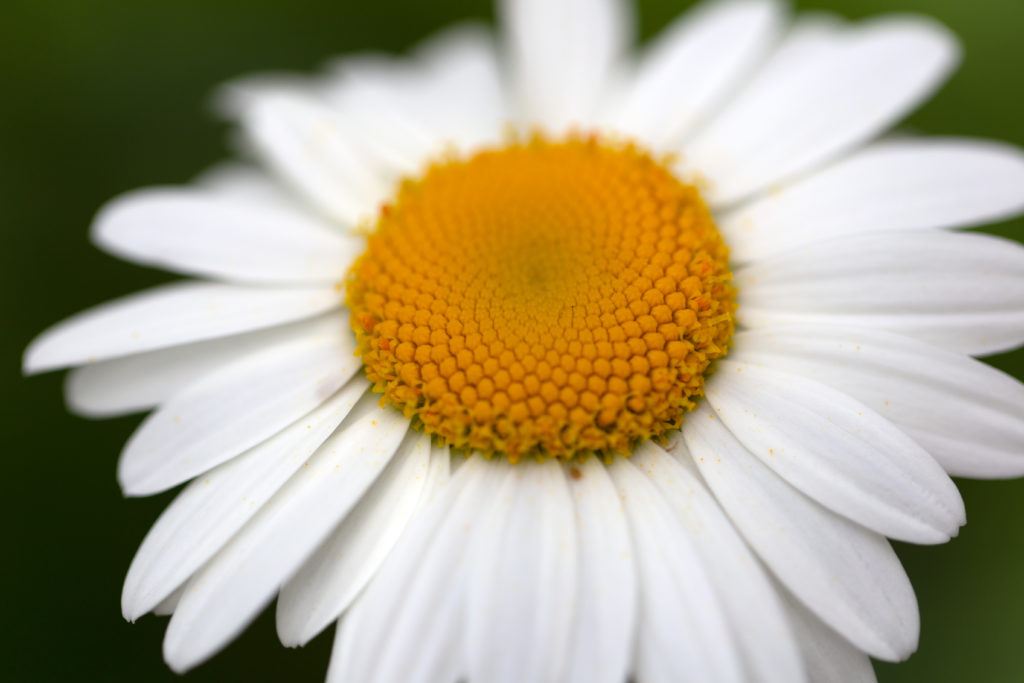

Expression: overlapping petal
xmin=736 ymin=230 xmax=1024 ymax=355
xmin=275 ymin=436 xmax=442 ymax=646
xmin=733 ymin=325 xmax=1024 ymax=477
xmin=611 ymin=0 xmax=783 ymax=147
xmin=681 ymin=15 xmax=959 ymax=205
xmin=121 ymin=377 xmax=368 ymax=620
xmin=163 ymin=394 xmax=409 ymax=672
xmin=676 ymin=406 xmax=920 ymax=661
xmin=117 ymin=320 xmax=360 ymax=496
xmin=24 ymin=281 xmax=344 ymax=374
xmin=92 ymin=187 xmax=360 ymax=283
xmin=720 ymin=138 xmax=1024 ymax=262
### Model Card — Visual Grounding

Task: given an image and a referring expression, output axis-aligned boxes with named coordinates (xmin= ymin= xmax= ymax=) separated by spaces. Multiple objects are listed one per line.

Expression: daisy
xmin=24 ymin=0 xmax=1024 ymax=680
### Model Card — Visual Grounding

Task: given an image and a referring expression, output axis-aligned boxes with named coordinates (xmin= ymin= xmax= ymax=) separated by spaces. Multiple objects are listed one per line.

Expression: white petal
xmin=323 ymin=25 xmax=507 ymax=177
xmin=275 ymin=434 xmax=437 ymax=646
xmin=682 ymin=15 xmax=959 ymax=205
xmin=607 ymin=456 xmax=743 ymax=682
xmin=117 ymin=323 xmax=360 ymax=496
xmin=328 ymin=456 xmax=501 ymax=683
xmin=193 ymin=162 xmax=306 ymax=210
xmin=635 ymin=441 xmax=805 ymax=683
xmin=677 ymin=405 xmax=919 ymax=661
xmin=500 ymin=0 xmax=632 ymax=132
xmin=562 ymin=457 xmax=636 ymax=683
xmin=23 ymin=281 xmax=343 ymax=374
xmin=121 ymin=378 xmax=367 ymax=621
xmin=64 ymin=314 xmax=337 ymax=418
xmin=706 ymin=360 xmax=964 ymax=543
xmin=406 ymin=23 xmax=508 ymax=152
xmin=152 ymin=586 xmax=185 ymax=617
xmin=612 ymin=0 xmax=783 ymax=147
xmin=243 ymin=93 xmax=392 ymax=225
xmin=733 ymin=325 xmax=1024 ymax=478
xmin=735 ymin=230 xmax=1024 ymax=356
xmin=465 ymin=459 xmax=577 ymax=683
xmin=783 ymin=595 xmax=878 ymax=683
xmin=213 ymin=71 xmax=318 ymax=122
xmin=162 ymin=394 xmax=409 ymax=673
xmin=91 ymin=187 xmax=361 ymax=284
xmin=193 ymin=161 xmax=343 ymax=234
xmin=720 ymin=138 xmax=1024 ymax=262
xmin=323 ymin=56 xmax=441 ymax=178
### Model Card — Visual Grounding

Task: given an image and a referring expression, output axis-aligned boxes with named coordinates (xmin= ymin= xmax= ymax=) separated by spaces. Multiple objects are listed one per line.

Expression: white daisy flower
xmin=24 ymin=0 xmax=1024 ymax=681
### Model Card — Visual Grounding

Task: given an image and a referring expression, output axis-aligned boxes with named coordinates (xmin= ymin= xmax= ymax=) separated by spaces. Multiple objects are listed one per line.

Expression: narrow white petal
xmin=783 ymin=594 xmax=878 ymax=683
xmin=244 ymin=94 xmax=392 ymax=225
xmin=91 ymin=187 xmax=361 ymax=284
xmin=407 ymin=23 xmax=508 ymax=152
xmin=562 ymin=457 xmax=636 ymax=683
xmin=613 ymin=0 xmax=783 ymax=147
xmin=677 ymin=405 xmax=919 ymax=661
xmin=192 ymin=161 xmax=343 ymax=235
xmin=734 ymin=325 xmax=1024 ymax=478
xmin=635 ymin=441 xmax=805 ymax=683
xmin=152 ymin=586 xmax=184 ymax=617
xmin=323 ymin=56 xmax=441 ymax=178
xmin=65 ymin=314 xmax=337 ymax=418
xmin=275 ymin=434 xmax=436 ymax=646
xmin=416 ymin=445 xmax=452 ymax=494
xmin=683 ymin=16 xmax=959 ymax=205
xmin=193 ymin=162 xmax=306 ymax=210
xmin=117 ymin=324 xmax=360 ymax=496
xmin=163 ymin=394 xmax=409 ymax=673
xmin=324 ymin=25 xmax=507 ymax=178
xmin=23 ymin=281 xmax=343 ymax=374
xmin=121 ymin=378 xmax=367 ymax=621
xmin=706 ymin=360 xmax=964 ymax=543
xmin=500 ymin=0 xmax=632 ymax=131
xmin=465 ymin=459 xmax=577 ymax=683
xmin=329 ymin=456 xmax=500 ymax=683
xmin=608 ymin=456 xmax=743 ymax=682
xmin=214 ymin=71 xmax=318 ymax=122
xmin=736 ymin=230 xmax=1024 ymax=356
xmin=720 ymin=138 xmax=1024 ymax=262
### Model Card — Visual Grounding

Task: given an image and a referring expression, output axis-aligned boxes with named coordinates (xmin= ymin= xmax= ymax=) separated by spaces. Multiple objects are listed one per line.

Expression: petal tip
xmin=22 ymin=333 xmax=57 ymax=376
xmin=162 ymin=624 xmax=208 ymax=675
xmin=117 ymin=464 xmax=159 ymax=498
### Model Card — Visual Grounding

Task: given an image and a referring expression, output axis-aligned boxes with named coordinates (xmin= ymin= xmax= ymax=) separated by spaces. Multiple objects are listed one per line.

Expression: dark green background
xmin=3 ymin=0 xmax=1022 ymax=680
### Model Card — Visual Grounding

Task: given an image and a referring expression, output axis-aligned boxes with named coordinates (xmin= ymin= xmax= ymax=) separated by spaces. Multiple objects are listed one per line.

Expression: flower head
xmin=24 ymin=0 xmax=1024 ymax=681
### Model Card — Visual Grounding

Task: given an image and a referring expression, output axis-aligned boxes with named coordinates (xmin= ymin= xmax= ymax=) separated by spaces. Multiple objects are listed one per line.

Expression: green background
xmin=3 ymin=0 xmax=1022 ymax=680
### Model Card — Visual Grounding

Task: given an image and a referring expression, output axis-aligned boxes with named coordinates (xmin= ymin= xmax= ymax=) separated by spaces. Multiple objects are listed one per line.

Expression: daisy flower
xmin=24 ymin=0 xmax=1024 ymax=680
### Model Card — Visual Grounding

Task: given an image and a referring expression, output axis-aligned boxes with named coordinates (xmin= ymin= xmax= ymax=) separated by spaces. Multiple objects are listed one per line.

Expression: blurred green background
xmin=3 ymin=0 xmax=1022 ymax=680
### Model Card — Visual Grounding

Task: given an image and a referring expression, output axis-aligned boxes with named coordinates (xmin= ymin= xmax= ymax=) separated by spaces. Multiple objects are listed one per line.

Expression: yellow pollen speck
xmin=347 ymin=134 xmax=735 ymax=462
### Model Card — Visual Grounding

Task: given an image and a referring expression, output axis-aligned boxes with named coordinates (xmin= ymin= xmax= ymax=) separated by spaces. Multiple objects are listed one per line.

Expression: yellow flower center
xmin=347 ymin=136 xmax=735 ymax=462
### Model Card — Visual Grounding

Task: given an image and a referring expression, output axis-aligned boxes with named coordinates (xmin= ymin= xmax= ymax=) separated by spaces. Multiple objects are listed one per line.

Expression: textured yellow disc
xmin=347 ymin=136 xmax=735 ymax=462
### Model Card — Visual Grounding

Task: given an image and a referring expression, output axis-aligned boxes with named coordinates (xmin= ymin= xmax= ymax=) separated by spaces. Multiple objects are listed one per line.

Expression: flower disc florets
xmin=347 ymin=135 xmax=735 ymax=462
